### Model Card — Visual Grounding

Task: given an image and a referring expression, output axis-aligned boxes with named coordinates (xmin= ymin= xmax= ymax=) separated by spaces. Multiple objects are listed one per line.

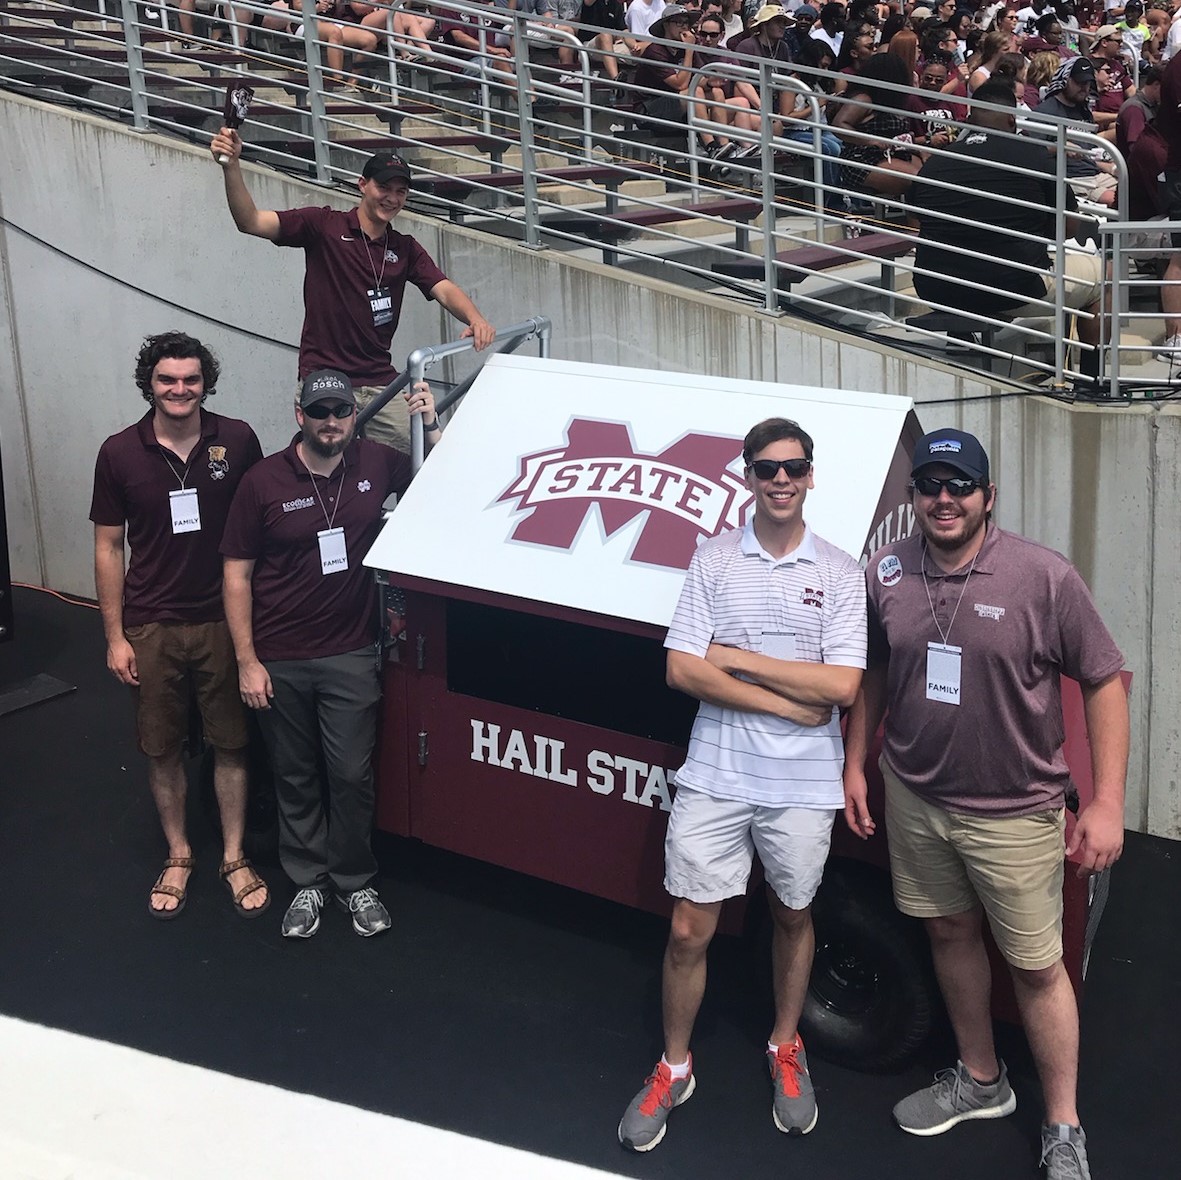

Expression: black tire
xmin=799 ymin=860 xmax=936 ymax=1073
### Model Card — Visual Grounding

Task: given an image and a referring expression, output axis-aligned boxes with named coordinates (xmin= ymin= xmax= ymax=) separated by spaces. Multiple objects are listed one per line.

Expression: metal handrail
xmin=356 ymin=317 xmax=553 ymax=471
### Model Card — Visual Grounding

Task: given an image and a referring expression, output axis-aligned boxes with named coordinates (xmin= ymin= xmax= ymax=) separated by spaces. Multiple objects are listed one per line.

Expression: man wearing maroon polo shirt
xmin=90 ymin=331 xmax=268 ymax=921
xmin=221 ymin=368 xmax=437 ymax=939
xmin=208 ymin=132 xmax=493 ymax=455
xmin=842 ymin=429 xmax=1128 ymax=1180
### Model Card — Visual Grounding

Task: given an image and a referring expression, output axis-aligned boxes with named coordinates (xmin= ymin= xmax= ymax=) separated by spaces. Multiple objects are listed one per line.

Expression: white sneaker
xmin=1154 ymin=333 xmax=1181 ymax=361
xmin=557 ymin=72 xmax=581 ymax=85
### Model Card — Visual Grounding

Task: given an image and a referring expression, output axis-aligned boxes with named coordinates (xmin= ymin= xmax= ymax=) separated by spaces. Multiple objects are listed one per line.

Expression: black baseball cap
xmin=911 ymin=428 xmax=990 ymax=483
xmin=361 ymin=152 xmax=412 ymax=185
xmin=299 ymin=369 xmax=355 ymax=408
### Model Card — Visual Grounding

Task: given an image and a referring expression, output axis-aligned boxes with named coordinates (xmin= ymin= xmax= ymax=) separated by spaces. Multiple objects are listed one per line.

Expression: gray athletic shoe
xmin=893 ymin=1060 xmax=1016 ymax=1136
xmin=281 ymin=887 xmax=326 ymax=939
xmin=767 ymin=1035 xmax=818 ymax=1135
xmin=1040 ymin=1123 xmax=1090 ymax=1180
xmin=617 ymin=1058 xmax=696 ymax=1152
xmin=336 ymin=887 xmax=392 ymax=937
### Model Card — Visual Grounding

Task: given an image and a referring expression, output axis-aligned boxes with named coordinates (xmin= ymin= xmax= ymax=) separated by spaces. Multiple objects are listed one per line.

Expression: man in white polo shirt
xmin=618 ymin=416 xmax=867 ymax=1153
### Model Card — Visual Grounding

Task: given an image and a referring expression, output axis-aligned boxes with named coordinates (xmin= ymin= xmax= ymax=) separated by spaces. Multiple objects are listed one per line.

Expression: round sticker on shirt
xmin=877 ymin=554 xmax=903 ymax=587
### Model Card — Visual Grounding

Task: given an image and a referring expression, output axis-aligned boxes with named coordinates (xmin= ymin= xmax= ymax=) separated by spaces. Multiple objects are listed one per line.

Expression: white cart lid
xmin=365 ymin=354 xmax=913 ymax=629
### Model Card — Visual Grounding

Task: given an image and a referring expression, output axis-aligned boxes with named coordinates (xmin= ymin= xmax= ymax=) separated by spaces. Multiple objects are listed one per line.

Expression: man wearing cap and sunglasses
xmin=619 ymin=417 xmax=866 ymax=1152
xmin=209 ymin=129 xmax=493 ymax=457
xmin=220 ymin=368 xmax=438 ymax=940
xmin=842 ymin=428 xmax=1128 ymax=1180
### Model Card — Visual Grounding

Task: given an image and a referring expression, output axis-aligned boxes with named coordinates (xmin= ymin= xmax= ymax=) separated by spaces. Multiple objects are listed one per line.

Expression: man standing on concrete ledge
xmin=842 ymin=428 xmax=1128 ymax=1180
xmin=220 ymin=369 xmax=438 ymax=939
xmin=208 ymin=131 xmax=494 ymax=454
xmin=618 ymin=417 xmax=866 ymax=1152
xmin=91 ymin=331 xmax=268 ymax=921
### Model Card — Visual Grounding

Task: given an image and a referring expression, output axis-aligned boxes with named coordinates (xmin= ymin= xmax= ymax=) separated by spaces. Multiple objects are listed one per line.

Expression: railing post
xmin=121 ymin=1 xmax=151 ymax=131
xmin=512 ymin=14 xmax=541 ymax=249
xmin=1053 ymin=121 xmax=1068 ymax=386
xmin=301 ymin=0 xmax=333 ymax=185
xmin=759 ymin=60 xmax=777 ymax=314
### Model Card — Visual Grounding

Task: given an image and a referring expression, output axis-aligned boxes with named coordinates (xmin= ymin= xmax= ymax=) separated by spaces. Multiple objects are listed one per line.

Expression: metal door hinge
xmin=416 ymin=633 xmax=426 ymax=670
xmin=417 ymin=731 xmax=428 ymax=766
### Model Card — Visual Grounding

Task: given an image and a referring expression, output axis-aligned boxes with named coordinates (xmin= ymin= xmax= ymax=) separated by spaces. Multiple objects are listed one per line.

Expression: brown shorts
xmin=124 ymin=620 xmax=248 ymax=758
xmin=881 ymin=759 xmax=1065 ymax=971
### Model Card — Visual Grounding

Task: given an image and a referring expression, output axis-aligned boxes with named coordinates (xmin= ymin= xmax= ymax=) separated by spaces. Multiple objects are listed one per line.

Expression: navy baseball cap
xmin=911 ymin=428 xmax=990 ymax=483
xmin=300 ymin=368 xmax=354 ymax=408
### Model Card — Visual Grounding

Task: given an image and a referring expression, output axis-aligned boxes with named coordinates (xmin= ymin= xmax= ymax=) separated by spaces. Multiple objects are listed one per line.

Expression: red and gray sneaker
xmin=617 ymin=1057 xmax=696 ymax=1152
xmin=768 ymin=1035 xmax=818 ymax=1135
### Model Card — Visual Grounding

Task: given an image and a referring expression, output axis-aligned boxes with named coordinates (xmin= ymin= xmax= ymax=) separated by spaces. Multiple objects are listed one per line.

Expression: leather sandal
xmin=148 ymin=856 xmax=195 ymax=920
xmin=220 ymin=857 xmax=270 ymax=919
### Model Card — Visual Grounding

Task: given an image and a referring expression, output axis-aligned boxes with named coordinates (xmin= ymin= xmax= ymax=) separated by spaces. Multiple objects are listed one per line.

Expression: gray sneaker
xmin=336 ymin=887 xmax=392 ymax=937
xmin=893 ymin=1060 xmax=1016 ymax=1135
xmin=281 ymin=887 xmax=326 ymax=939
xmin=1041 ymin=1124 xmax=1090 ymax=1180
xmin=767 ymin=1035 xmax=818 ymax=1135
xmin=617 ymin=1058 xmax=695 ymax=1152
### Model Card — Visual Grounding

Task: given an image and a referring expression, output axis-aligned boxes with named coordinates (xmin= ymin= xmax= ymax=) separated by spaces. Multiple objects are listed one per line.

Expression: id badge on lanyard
xmin=318 ymin=527 xmax=348 ymax=575
xmin=926 ymin=642 xmax=962 ymax=705
xmin=367 ymin=285 xmax=393 ymax=327
xmin=169 ymin=488 xmax=201 ymax=534
xmin=762 ymin=631 xmax=797 ymax=661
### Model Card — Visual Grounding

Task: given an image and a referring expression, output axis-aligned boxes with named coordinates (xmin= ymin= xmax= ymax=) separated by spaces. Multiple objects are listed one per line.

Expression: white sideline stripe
xmin=0 ymin=1015 xmax=623 ymax=1180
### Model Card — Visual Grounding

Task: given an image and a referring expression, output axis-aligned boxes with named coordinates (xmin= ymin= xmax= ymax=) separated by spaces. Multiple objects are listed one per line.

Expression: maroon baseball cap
xmin=361 ymin=152 xmax=412 ymax=185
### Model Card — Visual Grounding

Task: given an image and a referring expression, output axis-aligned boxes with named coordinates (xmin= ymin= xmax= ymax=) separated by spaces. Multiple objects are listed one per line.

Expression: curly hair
xmin=133 ymin=331 xmax=220 ymax=404
xmin=743 ymin=418 xmax=815 ymax=465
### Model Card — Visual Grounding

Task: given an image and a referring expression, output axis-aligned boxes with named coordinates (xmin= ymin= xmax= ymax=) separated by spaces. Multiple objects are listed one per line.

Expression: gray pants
xmin=258 ymin=647 xmax=382 ymax=895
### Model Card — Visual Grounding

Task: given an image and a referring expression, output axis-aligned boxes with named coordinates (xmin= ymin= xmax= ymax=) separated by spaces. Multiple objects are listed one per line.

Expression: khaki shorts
xmin=124 ymin=620 xmax=248 ymax=758
xmin=1005 ymin=247 xmax=1104 ymax=319
xmin=354 ymin=383 xmax=411 ymax=455
xmin=295 ymin=382 xmax=411 ymax=456
xmin=664 ymin=786 xmax=836 ymax=911
xmin=881 ymin=759 xmax=1065 ymax=971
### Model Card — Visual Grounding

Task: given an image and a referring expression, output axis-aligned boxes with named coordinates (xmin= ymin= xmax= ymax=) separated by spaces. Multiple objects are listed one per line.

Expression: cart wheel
xmin=799 ymin=861 xmax=936 ymax=1072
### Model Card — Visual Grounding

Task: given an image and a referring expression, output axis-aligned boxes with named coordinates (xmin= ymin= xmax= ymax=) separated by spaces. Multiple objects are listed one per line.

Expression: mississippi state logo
xmin=498 ymin=419 xmax=752 ymax=570
xmin=207 ymin=445 xmax=229 ymax=481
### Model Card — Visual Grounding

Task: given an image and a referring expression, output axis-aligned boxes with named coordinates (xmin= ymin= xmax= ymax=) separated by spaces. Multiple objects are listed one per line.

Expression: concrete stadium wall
xmin=0 ymin=92 xmax=1176 ymax=839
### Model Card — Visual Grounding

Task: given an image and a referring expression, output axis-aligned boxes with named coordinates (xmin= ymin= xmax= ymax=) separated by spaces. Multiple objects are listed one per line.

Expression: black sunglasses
xmin=749 ymin=458 xmax=812 ymax=480
xmin=911 ymin=475 xmax=981 ymax=497
xmin=303 ymin=401 xmax=356 ymax=419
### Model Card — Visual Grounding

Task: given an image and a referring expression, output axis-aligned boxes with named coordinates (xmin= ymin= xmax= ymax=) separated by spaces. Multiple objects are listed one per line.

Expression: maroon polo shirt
xmin=866 ymin=526 xmax=1124 ymax=817
xmin=273 ymin=205 xmax=448 ymax=385
xmin=1158 ymin=52 xmax=1181 ymax=171
xmin=90 ymin=410 xmax=262 ymax=626
xmin=634 ymin=42 xmax=686 ymax=97
xmin=220 ymin=434 xmax=411 ymax=662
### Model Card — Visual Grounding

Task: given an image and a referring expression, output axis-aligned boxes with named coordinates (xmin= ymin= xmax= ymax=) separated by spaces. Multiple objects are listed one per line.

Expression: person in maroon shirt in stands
xmin=843 ymin=429 xmax=1128 ymax=1180
xmin=1151 ymin=50 xmax=1181 ymax=361
xmin=90 ymin=331 xmax=268 ymax=922
xmin=208 ymin=135 xmax=494 ymax=456
xmin=221 ymin=369 xmax=436 ymax=940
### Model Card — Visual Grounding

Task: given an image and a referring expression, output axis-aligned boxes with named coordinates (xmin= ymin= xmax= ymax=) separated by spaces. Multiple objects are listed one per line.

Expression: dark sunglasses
xmin=911 ymin=475 xmax=981 ymax=497
xmin=749 ymin=458 xmax=812 ymax=480
xmin=303 ymin=401 xmax=356 ymax=419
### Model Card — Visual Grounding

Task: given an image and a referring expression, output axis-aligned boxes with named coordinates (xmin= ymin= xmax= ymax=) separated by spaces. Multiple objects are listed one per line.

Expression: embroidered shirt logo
xmin=800 ymin=587 xmax=825 ymax=609
xmin=498 ymin=419 xmax=751 ymax=571
xmin=383 ymin=250 xmax=399 ymax=263
xmin=974 ymin=603 xmax=1005 ymax=620
xmin=282 ymin=496 xmax=315 ymax=513
xmin=207 ymin=445 xmax=229 ymax=481
xmin=357 ymin=479 xmax=372 ymax=493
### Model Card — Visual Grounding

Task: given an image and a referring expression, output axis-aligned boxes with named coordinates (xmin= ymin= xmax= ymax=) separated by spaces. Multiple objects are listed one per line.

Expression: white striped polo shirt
xmin=664 ymin=522 xmax=867 ymax=808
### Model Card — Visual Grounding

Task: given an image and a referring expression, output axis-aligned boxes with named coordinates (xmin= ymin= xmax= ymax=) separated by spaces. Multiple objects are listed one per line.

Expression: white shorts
xmin=663 ymin=787 xmax=836 ymax=911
